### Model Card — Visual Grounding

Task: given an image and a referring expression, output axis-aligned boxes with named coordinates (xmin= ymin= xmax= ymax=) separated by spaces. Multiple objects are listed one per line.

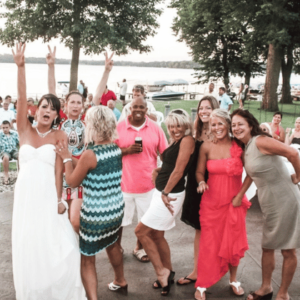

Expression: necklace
xmin=36 ymin=127 xmax=52 ymax=138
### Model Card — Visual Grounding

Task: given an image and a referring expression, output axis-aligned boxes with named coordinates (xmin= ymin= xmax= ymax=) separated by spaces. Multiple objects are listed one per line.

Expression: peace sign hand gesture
xmin=46 ymin=45 xmax=56 ymax=66
xmin=12 ymin=42 xmax=26 ymax=68
xmin=104 ymin=52 xmax=114 ymax=72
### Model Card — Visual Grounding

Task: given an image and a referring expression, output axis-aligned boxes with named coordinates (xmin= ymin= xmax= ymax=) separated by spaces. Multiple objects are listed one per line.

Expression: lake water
xmin=1 ymin=63 xmax=300 ymax=99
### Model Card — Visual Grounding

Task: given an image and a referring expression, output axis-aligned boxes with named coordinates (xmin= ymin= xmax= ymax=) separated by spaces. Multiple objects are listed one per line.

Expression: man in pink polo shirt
xmin=115 ymin=95 xmax=168 ymax=262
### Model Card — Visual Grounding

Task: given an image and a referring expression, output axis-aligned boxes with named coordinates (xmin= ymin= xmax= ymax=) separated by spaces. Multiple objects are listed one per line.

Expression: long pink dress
xmin=195 ymin=141 xmax=251 ymax=288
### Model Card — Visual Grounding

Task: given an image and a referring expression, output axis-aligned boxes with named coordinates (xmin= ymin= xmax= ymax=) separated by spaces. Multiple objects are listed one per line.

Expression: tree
xmin=246 ymin=0 xmax=300 ymax=110
xmin=170 ymin=0 xmax=265 ymax=89
xmin=0 ymin=0 xmax=162 ymax=90
xmin=279 ymin=1 xmax=300 ymax=104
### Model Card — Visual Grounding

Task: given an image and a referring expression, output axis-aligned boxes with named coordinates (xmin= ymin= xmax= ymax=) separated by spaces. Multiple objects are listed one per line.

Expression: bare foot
xmin=157 ymin=268 xmax=170 ymax=289
xmin=194 ymin=288 xmax=206 ymax=300
xmin=275 ymin=293 xmax=289 ymax=300
xmin=177 ymin=272 xmax=197 ymax=285
xmin=230 ymin=284 xmax=244 ymax=296
xmin=110 ymin=279 xmax=127 ymax=288
xmin=247 ymin=287 xmax=273 ymax=300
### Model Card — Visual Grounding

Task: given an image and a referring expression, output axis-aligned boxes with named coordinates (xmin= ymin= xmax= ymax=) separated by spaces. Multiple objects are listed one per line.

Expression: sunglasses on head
xmin=172 ymin=109 xmax=184 ymax=115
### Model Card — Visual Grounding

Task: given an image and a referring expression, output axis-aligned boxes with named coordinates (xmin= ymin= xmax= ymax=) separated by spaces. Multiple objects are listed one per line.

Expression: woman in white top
xmin=11 ymin=43 xmax=86 ymax=300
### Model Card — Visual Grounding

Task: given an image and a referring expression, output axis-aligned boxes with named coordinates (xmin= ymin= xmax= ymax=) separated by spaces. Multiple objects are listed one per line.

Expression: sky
xmin=0 ymin=1 xmax=192 ymax=62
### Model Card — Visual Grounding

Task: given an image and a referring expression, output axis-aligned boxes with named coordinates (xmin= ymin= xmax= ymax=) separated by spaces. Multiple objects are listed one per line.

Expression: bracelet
xmin=198 ymin=181 xmax=205 ymax=186
xmin=63 ymin=158 xmax=72 ymax=164
xmin=162 ymin=190 xmax=169 ymax=196
xmin=58 ymin=199 xmax=69 ymax=209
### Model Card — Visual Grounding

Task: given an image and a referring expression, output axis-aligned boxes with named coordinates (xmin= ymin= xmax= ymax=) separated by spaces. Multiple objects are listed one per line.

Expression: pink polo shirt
xmin=115 ymin=116 xmax=168 ymax=194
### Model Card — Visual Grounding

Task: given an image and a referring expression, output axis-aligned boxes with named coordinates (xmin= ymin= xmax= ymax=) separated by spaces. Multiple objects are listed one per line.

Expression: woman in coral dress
xmin=194 ymin=109 xmax=251 ymax=300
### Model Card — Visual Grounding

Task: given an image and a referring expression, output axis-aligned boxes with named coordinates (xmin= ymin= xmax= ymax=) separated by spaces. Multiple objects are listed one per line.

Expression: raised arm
xmin=12 ymin=43 xmax=30 ymax=136
xmin=46 ymin=46 xmax=57 ymax=96
xmin=92 ymin=52 xmax=114 ymax=106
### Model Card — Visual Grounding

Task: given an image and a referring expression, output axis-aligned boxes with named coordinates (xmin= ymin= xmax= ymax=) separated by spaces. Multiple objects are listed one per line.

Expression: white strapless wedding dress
xmin=12 ymin=144 xmax=86 ymax=300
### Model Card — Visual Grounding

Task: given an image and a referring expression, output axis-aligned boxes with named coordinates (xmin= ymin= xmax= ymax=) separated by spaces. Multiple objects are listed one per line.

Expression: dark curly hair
xmin=37 ymin=94 xmax=61 ymax=128
xmin=231 ymin=109 xmax=271 ymax=145
xmin=195 ymin=95 xmax=219 ymax=140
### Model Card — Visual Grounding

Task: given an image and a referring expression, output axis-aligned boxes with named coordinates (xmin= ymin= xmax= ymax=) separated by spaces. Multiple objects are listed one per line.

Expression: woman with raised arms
xmin=11 ymin=43 xmax=86 ymax=300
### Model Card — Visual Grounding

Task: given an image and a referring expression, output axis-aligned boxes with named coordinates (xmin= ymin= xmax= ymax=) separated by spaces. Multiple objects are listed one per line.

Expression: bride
xmin=12 ymin=43 xmax=86 ymax=300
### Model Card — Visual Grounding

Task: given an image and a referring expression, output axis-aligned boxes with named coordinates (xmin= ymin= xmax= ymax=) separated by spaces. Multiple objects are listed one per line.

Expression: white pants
xmin=141 ymin=189 xmax=186 ymax=231
xmin=121 ymin=189 xmax=155 ymax=226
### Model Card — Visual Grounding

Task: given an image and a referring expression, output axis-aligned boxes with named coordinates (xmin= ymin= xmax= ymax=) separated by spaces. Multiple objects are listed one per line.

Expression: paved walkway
xmin=0 ymin=191 xmax=299 ymax=300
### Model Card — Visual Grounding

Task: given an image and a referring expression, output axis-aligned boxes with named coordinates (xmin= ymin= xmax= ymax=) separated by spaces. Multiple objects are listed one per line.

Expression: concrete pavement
xmin=0 ymin=191 xmax=299 ymax=300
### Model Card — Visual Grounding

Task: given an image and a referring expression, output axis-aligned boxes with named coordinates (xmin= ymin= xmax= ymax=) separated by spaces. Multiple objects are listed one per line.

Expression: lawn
xmin=117 ymin=98 xmax=300 ymax=129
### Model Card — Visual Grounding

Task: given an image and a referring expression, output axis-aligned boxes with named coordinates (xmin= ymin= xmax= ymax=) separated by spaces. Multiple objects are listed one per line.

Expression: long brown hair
xmin=231 ymin=109 xmax=272 ymax=141
xmin=195 ymin=95 xmax=219 ymax=140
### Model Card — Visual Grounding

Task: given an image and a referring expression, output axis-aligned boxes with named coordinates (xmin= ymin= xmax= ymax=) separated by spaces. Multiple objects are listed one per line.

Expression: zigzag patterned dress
xmin=80 ymin=143 xmax=124 ymax=256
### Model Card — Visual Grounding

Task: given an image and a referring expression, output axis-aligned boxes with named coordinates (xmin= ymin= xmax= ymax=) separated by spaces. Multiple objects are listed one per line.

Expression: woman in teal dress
xmin=56 ymin=53 xmax=127 ymax=300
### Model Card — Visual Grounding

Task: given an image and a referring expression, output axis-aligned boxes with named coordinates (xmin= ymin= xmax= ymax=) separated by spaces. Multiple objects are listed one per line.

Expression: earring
xmin=54 ymin=118 xmax=57 ymax=125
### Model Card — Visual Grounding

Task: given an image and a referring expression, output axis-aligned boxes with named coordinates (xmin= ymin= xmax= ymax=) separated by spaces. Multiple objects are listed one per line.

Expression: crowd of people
xmin=1 ymin=43 xmax=300 ymax=300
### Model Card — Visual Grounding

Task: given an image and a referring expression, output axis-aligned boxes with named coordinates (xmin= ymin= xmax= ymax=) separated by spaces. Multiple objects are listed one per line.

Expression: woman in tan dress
xmin=231 ymin=109 xmax=300 ymax=300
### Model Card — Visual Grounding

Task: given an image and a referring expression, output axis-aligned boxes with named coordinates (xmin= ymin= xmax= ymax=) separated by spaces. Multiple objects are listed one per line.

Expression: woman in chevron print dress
xmin=55 ymin=54 xmax=127 ymax=299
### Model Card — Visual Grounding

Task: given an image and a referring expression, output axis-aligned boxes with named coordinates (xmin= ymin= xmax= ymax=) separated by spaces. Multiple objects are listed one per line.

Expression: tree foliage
xmin=0 ymin=0 xmax=163 ymax=89
xmin=170 ymin=0 xmax=265 ymax=88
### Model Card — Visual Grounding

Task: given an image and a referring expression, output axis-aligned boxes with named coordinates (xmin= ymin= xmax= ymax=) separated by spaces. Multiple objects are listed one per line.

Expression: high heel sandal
xmin=152 ymin=279 xmax=174 ymax=289
xmin=247 ymin=291 xmax=273 ymax=300
xmin=195 ymin=287 xmax=206 ymax=300
xmin=161 ymin=270 xmax=175 ymax=296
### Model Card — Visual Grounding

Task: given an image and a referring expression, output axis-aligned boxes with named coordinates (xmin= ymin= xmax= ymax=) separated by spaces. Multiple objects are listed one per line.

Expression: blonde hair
xmin=85 ymin=106 xmax=118 ymax=144
xmin=210 ymin=109 xmax=231 ymax=129
xmin=164 ymin=109 xmax=193 ymax=140
xmin=260 ymin=122 xmax=272 ymax=135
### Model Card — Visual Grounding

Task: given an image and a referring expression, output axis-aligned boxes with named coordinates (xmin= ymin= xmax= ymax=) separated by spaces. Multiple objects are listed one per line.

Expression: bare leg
xmin=106 ymin=242 xmax=127 ymax=286
xmin=69 ymin=197 xmax=82 ymax=234
xmin=276 ymin=249 xmax=297 ymax=300
xmin=3 ymin=155 xmax=9 ymax=182
xmin=81 ymin=255 xmax=97 ymax=300
xmin=229 ymin=264 xmax=244 ymax=295
xmin=178 ymin=229 xmax=200 ymax=284
xmin=152 ymin=230 xmax=172 ymax=270
xmin=247 ymin=248 xmax=274 ymax=300
xmin=135 ymin=222 xmax=170 ymax=287
xmin=115 ymin=227 xmax=124 ymax=254
xmin=239 ymin=98 xmax=243 ymax=109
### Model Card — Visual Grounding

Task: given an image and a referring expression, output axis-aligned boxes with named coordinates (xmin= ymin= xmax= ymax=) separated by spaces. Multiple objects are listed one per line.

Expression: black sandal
xmin=161 ymin=271 xmax=175 ymax=296
xmin=176 ymin=276 xmax=196 ymax=286
xmin=247 ymin=291 xmax=273 ymax=300
xmin=152 ymin=279 xmax=175 ymax=289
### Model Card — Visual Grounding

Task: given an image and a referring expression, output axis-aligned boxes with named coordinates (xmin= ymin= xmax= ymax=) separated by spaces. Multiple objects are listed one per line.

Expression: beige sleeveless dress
xmin=244 ymin=136 xmax=300 ymax=249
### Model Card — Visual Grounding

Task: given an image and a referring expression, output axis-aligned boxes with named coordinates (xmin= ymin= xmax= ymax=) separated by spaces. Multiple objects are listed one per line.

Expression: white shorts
xmin=141 ymin=189 xmax=186 ymax=231
xmin=121 ymin=189 xmax=155 ymax=227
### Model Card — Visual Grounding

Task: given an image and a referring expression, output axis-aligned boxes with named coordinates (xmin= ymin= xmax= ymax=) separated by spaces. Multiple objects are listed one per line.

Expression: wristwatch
xmin=162 ymin=190 xmax=169 ymax=196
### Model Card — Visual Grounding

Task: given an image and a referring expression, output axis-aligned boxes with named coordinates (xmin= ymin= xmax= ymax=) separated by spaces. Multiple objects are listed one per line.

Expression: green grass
xmin=0 ymin=162 xmax=18 ymax=172
xmin=117 ymin=99 xmax=300 ymax=129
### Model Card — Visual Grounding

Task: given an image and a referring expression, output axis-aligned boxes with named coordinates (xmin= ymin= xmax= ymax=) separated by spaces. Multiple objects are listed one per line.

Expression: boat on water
xmin=146 ymin=79 xmax=188 ymax=100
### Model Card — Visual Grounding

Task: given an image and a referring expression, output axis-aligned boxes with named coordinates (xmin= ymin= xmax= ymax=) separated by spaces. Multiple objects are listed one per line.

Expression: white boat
xmin=146 ymin=81 xmax=173 ymax=92
xmin=151 ymin=90 xmax=185 ymax=100
xmin=147 ymin=79 xmax=189 ymax=100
